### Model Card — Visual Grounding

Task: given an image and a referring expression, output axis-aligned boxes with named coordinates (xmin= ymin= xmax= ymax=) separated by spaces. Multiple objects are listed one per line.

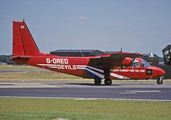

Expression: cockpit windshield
xmin=141 ymin=60 xmax=151 ymax=67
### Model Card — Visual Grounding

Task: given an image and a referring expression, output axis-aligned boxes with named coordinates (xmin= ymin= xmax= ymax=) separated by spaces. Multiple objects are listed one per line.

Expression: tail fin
xmin=13 ymin=20 xmax=43 ymax=56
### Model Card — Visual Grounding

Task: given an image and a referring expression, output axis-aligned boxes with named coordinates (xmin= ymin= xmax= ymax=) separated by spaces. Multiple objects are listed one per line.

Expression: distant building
xmin=50 ymin=49 xmax=119 ymax=57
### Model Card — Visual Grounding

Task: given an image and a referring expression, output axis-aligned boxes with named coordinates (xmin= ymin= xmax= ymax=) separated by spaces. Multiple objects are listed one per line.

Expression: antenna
xmin=80 ymin=50 xmax=84 ymax=57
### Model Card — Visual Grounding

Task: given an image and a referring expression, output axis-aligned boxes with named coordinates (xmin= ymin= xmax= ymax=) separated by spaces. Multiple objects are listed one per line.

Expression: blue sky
xmin=0 ymin=0 xmax=171 ymax=56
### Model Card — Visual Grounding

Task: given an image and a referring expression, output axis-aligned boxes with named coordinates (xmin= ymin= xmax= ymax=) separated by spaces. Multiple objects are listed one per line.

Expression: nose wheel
xmin=157 ymin=76 xmax=164 ymax=85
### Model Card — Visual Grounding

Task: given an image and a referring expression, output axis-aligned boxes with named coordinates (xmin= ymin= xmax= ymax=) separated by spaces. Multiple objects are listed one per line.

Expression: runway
xmin=0 ymin=81 xmax=171 ymax=101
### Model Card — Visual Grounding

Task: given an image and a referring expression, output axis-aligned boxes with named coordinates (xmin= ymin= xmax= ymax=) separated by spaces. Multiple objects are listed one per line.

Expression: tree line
xmin=0 ymin=55 xmax=12 ymax=63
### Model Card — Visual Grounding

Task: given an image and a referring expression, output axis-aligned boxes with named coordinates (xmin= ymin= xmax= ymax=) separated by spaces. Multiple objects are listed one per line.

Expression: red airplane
xmin=9 ymin=20 xmax=165 ymax=85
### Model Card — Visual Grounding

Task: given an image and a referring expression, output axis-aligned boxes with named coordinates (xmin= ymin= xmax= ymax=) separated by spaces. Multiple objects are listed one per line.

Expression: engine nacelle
xmin=121 ymin=57 xmax=133 ymax=66
xmin=113 ymin=57 xmax=133 ymax=67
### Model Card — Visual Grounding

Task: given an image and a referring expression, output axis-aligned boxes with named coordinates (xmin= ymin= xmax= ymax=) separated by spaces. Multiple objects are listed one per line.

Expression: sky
xmin=0 ymin=0 xmax=171 ymax=57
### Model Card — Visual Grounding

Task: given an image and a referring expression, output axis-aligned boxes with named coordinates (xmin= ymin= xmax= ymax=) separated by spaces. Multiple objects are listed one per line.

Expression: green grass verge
xmin=0 ymin=65 xmax=42 ymax=71
xmin=0 ymin=97 xmax=171 ymax=120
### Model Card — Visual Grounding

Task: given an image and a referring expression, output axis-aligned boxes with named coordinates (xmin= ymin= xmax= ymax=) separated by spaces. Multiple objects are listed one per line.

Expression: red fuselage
xmin=12 ymin=55 xmax=165 ymax=80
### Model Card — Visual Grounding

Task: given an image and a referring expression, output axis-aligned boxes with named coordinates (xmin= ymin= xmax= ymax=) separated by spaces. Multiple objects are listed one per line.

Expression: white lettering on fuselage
xmin=113 ymin=69 xmax=145 ymax=73
xmin=46 ymin=58 xmax=68 ymax=64
xmin=46 ymin=58 xmax=76 ymax=70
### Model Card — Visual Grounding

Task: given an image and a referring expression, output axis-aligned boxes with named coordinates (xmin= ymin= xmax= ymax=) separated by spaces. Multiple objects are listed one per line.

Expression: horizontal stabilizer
xmin=9 ymin=56 xmax=32 ymax=65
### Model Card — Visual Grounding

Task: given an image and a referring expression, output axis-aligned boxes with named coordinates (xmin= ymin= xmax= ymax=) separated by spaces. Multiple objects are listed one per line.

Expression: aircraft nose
xmin=157 ymin=68 xmax=165 ymax=76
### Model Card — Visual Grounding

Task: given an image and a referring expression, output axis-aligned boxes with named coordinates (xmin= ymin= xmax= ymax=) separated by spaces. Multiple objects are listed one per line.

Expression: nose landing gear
xmin=157 ymin=76 xmax=164 ymax=85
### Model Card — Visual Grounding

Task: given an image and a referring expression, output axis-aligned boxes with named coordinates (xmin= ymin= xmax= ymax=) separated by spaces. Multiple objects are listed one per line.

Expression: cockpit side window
xmin=141 ymin=60 xmax=151 ymax=67
xmin=131 ymin=60 xmax=140 ymax=68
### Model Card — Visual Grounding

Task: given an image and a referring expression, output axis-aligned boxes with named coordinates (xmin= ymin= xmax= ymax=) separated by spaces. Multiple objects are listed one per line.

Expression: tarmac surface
xmin=0 ymin=81 xmax=171 ymax=101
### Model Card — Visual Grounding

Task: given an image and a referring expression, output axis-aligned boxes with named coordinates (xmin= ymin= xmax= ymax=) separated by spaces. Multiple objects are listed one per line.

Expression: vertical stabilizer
xmin=13 ymin=20 xmax=42 ymax=56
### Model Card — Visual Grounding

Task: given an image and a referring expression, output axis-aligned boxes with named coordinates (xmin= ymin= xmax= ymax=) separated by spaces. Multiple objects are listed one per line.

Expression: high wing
xmin=107 ymin=52 xmax=143 ymax=59
xmin=90 ymin=52 xmax=143 ymax=68
xmin=92 ymin=52 xmax=143 ymax=59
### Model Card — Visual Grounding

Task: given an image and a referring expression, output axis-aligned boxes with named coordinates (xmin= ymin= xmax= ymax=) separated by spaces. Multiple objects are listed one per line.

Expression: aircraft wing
xmin=90 ymin=52 xmax=143 ymax=68
xmin=109 ymin=52 xmax=143 ymax=59
xmin=92 ymin=52 xmax=143 ymax=60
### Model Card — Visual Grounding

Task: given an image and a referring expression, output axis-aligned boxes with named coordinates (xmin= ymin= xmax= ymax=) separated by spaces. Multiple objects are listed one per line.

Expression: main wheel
xmin=104 ymin=79 xmax=112 ymax=85
xmin=94 ymin=78 xmax=102 ymax=85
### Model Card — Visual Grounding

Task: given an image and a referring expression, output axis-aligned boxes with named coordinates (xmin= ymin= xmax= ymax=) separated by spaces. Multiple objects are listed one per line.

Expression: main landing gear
xmin=94 ymin=78 xmax=112 ymax=85
xmin=157 ymin=76 xmax=164 ymax=85
xmin=104 ymin=79 xmax=112 ymax=85
xmin=94 ymin=78 xmax=102 ymax=85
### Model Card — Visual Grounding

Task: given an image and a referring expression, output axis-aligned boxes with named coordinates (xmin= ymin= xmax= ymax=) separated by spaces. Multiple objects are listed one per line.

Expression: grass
xmin=0 ymin=65 xmax=42 ymax=71
xmin=0 ymin=97 xmax=171 ymax=120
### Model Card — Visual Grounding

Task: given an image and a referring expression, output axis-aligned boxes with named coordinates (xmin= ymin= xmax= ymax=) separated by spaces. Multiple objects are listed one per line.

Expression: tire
xmin=94 ymin=78 xmax=102 ymax=85
xmin=104 ymin=79 xmax=112 ymax=85
xmin=157 ymin=77 xmax=163 ymax=85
